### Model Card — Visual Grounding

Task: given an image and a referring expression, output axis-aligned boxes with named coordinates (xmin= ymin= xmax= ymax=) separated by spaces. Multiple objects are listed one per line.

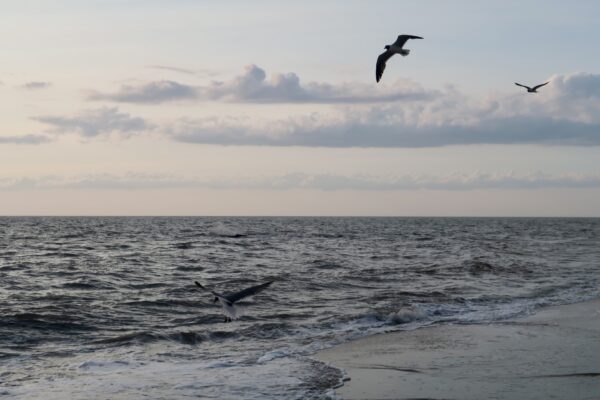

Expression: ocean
xmin=1 ymin=217 xmax=599 ymax=399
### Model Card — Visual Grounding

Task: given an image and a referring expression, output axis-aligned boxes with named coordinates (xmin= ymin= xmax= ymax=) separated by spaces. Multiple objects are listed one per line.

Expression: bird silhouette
xmin=515 ymin=82 xmax=549 ymax=93
xmin=376 ymin=34 xmax=423 ymax=83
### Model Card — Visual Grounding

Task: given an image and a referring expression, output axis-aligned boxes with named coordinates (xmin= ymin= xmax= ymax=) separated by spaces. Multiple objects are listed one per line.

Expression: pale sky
xmin=2 ymin=0 xmax=600 ymax=216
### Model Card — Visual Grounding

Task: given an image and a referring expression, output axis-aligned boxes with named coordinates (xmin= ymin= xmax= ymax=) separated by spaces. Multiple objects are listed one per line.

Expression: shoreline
xmin=316 ymin=299 xmax=600 ymax=400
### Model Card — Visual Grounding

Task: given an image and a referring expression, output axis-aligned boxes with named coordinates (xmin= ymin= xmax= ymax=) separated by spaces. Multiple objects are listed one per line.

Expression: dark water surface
xmin=1 ymin=217 xmax=599 ymax=399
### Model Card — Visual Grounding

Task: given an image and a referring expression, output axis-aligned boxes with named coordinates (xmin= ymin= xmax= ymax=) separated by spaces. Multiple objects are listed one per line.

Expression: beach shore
xmin=317 ymin=299 xmax=600 ymax=400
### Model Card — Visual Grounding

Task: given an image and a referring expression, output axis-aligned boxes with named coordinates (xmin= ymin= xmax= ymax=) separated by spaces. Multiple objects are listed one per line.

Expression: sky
xmin=2 ymin=0 xmax=600 ymax=216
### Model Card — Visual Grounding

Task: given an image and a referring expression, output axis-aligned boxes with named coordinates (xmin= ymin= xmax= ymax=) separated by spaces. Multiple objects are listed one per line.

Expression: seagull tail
xmin=400 ymin=49 xmax=410 ymax=56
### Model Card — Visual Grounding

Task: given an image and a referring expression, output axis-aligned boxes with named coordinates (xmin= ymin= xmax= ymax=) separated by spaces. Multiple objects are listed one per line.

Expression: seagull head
xmin=213 ymin=296 xmax=219 ymax=303
xmin=384 ymin=45 xmax=391 ymax=50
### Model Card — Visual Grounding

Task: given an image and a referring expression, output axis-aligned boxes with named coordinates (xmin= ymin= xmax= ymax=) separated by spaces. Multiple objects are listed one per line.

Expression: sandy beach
xmin=317 ymin=299 xmax=600 ymax=400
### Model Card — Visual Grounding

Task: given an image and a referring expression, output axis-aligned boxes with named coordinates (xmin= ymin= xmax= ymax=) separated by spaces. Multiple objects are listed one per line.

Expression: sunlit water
xmin=1 ymin=217 xmax=599 ymax=399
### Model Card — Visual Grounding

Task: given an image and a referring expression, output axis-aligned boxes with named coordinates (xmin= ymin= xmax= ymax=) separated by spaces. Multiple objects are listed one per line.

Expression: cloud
xmin=33 ymin=107 xmax=153 ymax=138
xmin=171 ymin=72 xmax=600 ymax=147
xmin=88 ymin=81 xmax=198 ymax=103
xmin=550 ymin=72 xmax=600 ymax=100
xmin=20 ymin=81 xmax=51 ymax=90
xmin=199 ymin=64 xmax=434 ymax=104
xmin=148 ymin=65 xmax=197 ymax=75
xmin=170 ymin=113 xmax=600 ymax=148
xmin=88 ymin=64 xmax=435 ymax=104
xmin=0 ymin=134 xmax=52 ymax=145
xmin=72 ymin=71 xmax=600 ymax=147
xmin=2 ymin=171 xmax=600 ymax=191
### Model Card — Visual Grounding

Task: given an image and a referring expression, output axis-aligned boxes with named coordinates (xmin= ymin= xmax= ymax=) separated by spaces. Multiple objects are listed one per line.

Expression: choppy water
xmin=1 ymin=217 xmax=599 ymax=399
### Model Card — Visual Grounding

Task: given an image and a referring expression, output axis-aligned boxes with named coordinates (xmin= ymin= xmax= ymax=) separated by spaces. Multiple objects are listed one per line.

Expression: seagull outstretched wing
xmin=515 ymin=83 xmax=531 ymax=90
xmin=532 ymin=82 xmax=549 ymax=91
xmin=376 ymin=51 xmax=393 ymax=83
xmin=393 ymin=34 xmax=423 ymax=49
xmin=224 ymin=281 xmax=274 ymax=304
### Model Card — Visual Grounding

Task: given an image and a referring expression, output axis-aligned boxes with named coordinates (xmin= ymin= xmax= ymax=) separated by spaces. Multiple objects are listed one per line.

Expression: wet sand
xmin=317 ymin=300 xmax=600 ymax=400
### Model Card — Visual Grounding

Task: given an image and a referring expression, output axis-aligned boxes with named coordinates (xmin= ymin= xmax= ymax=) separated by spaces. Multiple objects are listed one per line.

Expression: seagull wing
xmin=224 ymin=281 xmax=274 ymax=304
xmin=532 ymin=82 xmax=549 ymax=91
xmin=194 ymin=281 xmax=223 ymax=299
xmin=376 ymin=51 xmax=394 ymax=83
xmin=515 ymin=83 xmax=531 ymax=90
xmin=393 ymin=34 xmax=424 ymax=49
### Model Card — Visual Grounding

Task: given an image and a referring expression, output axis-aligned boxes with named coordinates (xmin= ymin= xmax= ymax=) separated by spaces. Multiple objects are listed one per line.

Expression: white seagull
xmin=376 ymin=34 xmax=423 ymax=83
xmin=515 ymin=82 xmax=549 ymax=93
xmin=194 ymin=280 xmax=274 ymax=322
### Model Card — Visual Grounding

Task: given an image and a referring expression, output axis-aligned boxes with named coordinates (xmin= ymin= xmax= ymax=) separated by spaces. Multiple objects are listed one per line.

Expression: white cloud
xmin=33 ymin=107 xmax=153 ymax=138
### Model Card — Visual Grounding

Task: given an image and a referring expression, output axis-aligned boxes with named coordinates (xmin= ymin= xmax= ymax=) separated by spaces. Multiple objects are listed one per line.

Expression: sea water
xmin=1 ymin=217 xmax=599 ymax=399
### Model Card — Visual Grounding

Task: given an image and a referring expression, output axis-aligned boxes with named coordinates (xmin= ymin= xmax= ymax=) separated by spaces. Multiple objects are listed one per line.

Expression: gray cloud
xmin=171 ymin=72 xmax=600 ymax=147
xmin=33 ymin=107 xmax=153 ymax=138
xmin=149 ymin=65 xmax=197 ymax=75
xmin=0 ymin=134 xmax=52 ymax=145
xmin=170 ymin=114 xmax=600 ymax=148
xmin=89 ymin=64 xmax=435 ymax=104
xmin=2 ymin=172 xmax=600 ymax=191
xmin=88 ymin=81 xmax=197 ymax=104
xmin=550 ymin=72 xmax=600 ymax=100
xmin=20 ymin=81 xmax=51 ymax=90
xmin=67 ymin=71 xmax=600 ymax=147
xmin=199 ymin=64 xmax=434 ymax=104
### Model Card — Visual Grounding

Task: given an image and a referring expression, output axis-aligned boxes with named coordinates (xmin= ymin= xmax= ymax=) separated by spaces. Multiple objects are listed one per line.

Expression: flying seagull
xmin=194 ymin=280 xmax=274 ymax=322
xmin=514 ymin=82 xmax=549 ymax=93
xmin=376 ymin=34 xmax=423 ymax=83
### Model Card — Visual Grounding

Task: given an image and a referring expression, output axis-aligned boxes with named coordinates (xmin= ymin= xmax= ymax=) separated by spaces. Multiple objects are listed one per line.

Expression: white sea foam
xmin=387 ymin=306 xmax=427 ymax=324
xmin=11 ymin=349 xmax=337 ymax=400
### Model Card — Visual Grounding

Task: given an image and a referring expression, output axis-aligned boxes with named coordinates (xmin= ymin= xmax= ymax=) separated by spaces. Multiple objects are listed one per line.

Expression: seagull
xmin=514 ymin=82 xmax=549 ymax=93
xmin=194 ymin=280 xmax=274 ymax=322
xmin=376 ymin=34 xmax=423 ymax=83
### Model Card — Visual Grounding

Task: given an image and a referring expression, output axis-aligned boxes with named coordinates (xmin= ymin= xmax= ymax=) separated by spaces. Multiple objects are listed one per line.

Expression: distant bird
xmin=514 ymin=82 xmax=549 ymax=93
xmin=194 ymin=280 xmax=274 ymax=322
xmin=376 ymin=34 xmax=423 ymax=83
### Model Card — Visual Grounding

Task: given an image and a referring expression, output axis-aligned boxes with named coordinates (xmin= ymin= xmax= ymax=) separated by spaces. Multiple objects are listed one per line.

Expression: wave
xmin=310 ymin=259 xmax=343 ymax=269
xmin=92 ymin=330 xmax=210 ymax=346
xmin=61 ymin=281 xmax=106 ymax=290
xmin=37 ymin=252 xmax=80 ymax=258
xmin=1 ymin=313 xmax=97 ymax=332
xmin=356 ymin=306 xmax=428 ymax=327
xmin=208 ymin=223 xmax=247 ymax=238
xmin=174 ymin=242 xmax=194 ymax=249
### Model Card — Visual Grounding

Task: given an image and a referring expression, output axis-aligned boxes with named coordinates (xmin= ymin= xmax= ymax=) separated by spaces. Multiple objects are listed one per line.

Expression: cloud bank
xmin=37 ymin=71 xmax=600 ymax=147
xmin=170 ymin=72 xmax=600 ymax=147
xmin=89 ymin=64 xmax=434 ymax=104
xmin=3 ymin=172 xmax=600 ymax=191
